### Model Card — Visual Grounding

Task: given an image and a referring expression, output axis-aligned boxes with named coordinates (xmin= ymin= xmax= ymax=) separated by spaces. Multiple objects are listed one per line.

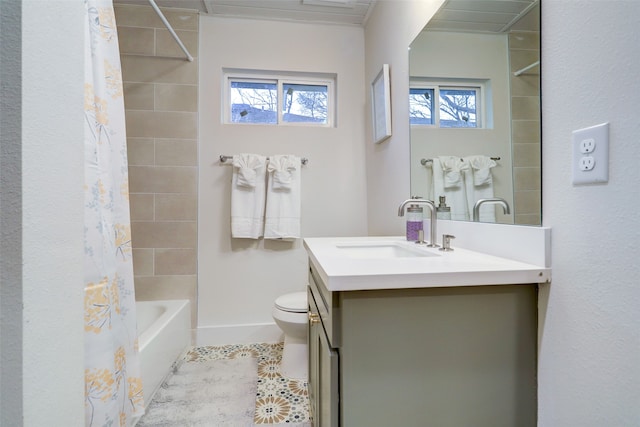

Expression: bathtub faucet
xmin=473 ymin=198 xmax=510 ymax=222
xmin=397 ymin=197 xmax=439 ymax=248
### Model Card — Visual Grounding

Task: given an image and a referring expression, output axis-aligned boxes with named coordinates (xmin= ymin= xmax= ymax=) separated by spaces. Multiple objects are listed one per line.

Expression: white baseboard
xmin=195 ymin=322 xmax=283 ymax=347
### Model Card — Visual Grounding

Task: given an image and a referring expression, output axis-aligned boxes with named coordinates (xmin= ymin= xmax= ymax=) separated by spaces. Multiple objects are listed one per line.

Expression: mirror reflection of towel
xmin=467 ymin=155 xmax=497 ymax=186
xmin=440 ymin=156 xmax=468 ymax=189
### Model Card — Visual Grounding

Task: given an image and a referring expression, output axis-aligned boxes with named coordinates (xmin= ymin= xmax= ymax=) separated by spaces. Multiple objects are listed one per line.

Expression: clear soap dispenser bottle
xmin=437 ymin=196 xmax=451 ymax=220
xmin=406 ymin=204 xmax=424 ymax=241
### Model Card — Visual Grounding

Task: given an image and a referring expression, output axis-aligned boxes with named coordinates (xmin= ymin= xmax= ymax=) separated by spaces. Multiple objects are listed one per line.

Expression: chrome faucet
xmin=397 ymin=197 xmax=439 ymax=247
xmin=473 ymin=198 xmax=510 ymax=222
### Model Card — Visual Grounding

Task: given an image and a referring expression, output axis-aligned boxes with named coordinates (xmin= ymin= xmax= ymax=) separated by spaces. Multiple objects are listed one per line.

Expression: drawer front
xmin=308 ymin=264 xmax=340 ymax=348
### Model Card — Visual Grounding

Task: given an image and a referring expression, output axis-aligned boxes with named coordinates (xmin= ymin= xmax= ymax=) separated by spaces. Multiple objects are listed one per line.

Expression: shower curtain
xmin=83 ymin=1 xmax=144 ymax=426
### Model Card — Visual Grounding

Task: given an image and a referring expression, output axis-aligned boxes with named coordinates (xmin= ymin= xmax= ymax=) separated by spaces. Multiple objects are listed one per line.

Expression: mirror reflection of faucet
xmin=397 ymin=197 xmax=439 ymax=248
xmin=473 ymin=198 xmax=510 ymax=222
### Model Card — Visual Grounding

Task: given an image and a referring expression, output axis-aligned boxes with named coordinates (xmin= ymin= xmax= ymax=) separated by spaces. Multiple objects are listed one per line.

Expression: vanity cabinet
xmin=307 ymin=262 xmax=538 ymax=427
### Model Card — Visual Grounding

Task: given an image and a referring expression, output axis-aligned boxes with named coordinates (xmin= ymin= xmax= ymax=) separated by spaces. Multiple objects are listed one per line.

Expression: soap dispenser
xmin=406 ymin=204 xmax=424 ymax=241
xmin=436 ymin=196 xmax=451 ymax=220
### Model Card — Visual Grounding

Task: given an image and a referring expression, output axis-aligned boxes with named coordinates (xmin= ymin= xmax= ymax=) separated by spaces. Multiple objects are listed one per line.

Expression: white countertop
xmin=304 ymin=236 xmax=552 ymax=292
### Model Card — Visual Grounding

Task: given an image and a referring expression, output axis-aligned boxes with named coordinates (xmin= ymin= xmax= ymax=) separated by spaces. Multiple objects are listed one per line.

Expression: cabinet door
xmin=308 ymin=288 xmax=339 ymax=427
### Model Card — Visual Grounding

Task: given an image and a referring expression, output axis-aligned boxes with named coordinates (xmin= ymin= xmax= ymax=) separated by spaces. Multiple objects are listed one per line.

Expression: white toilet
xmin=272 ymin=291 xmax=308 ymax=380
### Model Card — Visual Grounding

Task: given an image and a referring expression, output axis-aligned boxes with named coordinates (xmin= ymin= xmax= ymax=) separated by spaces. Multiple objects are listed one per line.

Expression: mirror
xmin=409 ymin=0 xmax=541 ymax=225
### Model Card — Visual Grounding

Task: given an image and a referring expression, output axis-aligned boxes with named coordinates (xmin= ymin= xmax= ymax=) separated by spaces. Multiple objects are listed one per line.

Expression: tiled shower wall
xmin=509 ymin=30 xmax=541 ymax=226
xmin=115 ymin=4 xmax=199 ymax=326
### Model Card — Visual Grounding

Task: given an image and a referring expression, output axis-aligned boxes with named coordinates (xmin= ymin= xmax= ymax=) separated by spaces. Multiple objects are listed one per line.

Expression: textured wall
xmin=539 ymin=0 xmax=640 ymax=424
xmin=115 ymin=4 xmax=199 ymax=327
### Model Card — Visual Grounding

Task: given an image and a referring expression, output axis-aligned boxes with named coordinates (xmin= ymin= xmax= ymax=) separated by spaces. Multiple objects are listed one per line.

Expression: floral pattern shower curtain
xmin=83 ymin=1 xmax=144 ymax=425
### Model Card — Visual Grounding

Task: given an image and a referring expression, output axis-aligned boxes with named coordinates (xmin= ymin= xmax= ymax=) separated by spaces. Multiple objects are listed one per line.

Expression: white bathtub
xmin=136 ymin=299 xmax=191 ymax=407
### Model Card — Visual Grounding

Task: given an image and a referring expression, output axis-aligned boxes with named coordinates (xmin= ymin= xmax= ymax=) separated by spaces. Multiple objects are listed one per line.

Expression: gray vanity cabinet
xmin=307 ymin=261 xmax=538 ymax=427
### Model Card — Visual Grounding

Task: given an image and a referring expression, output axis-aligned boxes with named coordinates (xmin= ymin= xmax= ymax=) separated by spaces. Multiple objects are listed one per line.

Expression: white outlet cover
xmin=572 ymin=122 xmax=609 ymax=185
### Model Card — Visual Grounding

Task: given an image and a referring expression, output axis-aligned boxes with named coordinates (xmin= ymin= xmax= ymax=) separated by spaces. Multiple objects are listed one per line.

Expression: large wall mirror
xmin=409 ymin=0 xmax=541 ymax=225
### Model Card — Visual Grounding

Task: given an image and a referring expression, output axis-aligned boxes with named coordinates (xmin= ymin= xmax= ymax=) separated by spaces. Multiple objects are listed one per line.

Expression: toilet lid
xmin=275 ymin=291 xmax=307 ymax=313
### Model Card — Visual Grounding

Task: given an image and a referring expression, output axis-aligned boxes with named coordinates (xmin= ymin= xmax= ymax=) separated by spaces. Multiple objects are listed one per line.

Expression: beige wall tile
xmin=515 ymin=214 xmax=541 ymax=226
xmin=511 ymin=96 xmax=540 ymax=121
xmin=118 ymin=27 xmax=155 ymax=56
xmin=130 ymin=193 xmax=154 ymax=221
xmin=114 ymin=4 xmax=163 ymax=28
xmin=127 ymin=138 xmax=155 ymax=166
xmin=155 ymin=139 xmax=197 ymax=166
xmin=155 ymin=84 xmax=197 ymax=112
xmin=132 ymin=248 xmax=154 ymax=276
xmin=124 ymin=82 xmax=154 ymax=111
xmin=134 ymin=275 xmax=198 ymax=327
xmin=512 ymin=120 xmax=541 ymax=144
xmin=155 ymin=193 xmax=197 ymax=220
xmin=121 ymin=55 xmax=197 ymax=84
xmin=513 ymin=143 xmax=541 ymax=168
xmin=509 ymin=31 xmax=540 ymax=50
xmin=125 ymin=110 xmax=197 ymax=139
xmin=156 ymin=30 xmax=198 ymax=59
xmin=510 ymin=74 xmax=540 ymax=97
xmin=514 ymin=190 xmax=542 ymax=214
xmin=514 ymin=167 xmax=541 ymax=191
xmin=510 ymin=50 xmax=540 ymax=74
xmin=162 ymin=10 xmax=198 ymax=31
xmin=154 ymin=249 xmax=197 ymax=275
xmin=131 ymin=221 xmax=197 ymax=248
xmin=129 ymin=165 xmax=197 ymax=193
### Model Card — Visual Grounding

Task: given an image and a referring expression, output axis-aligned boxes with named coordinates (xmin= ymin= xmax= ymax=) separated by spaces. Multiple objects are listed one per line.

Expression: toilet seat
xmin=274 ymin=291 xmax=307 ymax=313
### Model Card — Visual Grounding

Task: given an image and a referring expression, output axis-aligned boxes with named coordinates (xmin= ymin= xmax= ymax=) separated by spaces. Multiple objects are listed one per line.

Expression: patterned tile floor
xmin=185 ymin=343 xmax=311 ymax=425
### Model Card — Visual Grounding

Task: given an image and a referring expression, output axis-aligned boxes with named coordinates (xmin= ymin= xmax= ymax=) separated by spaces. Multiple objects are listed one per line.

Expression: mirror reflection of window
xmin=410 ymin=84 xmax=481 ymax=128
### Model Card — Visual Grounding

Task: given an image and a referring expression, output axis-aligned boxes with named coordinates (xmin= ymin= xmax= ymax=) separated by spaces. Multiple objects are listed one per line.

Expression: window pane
xmin=230 ymin=80 xmax=277 ymax=124
xmin=409 ymin=88 xmax=434 ymax=125
xmin=282 ymin=83 xmax=328 ymax=124
xmin=439 ymin=88 xmax=477 ymax=128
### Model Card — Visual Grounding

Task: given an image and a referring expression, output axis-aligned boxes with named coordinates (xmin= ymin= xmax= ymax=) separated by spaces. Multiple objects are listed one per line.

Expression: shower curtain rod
xmin=148 ymin=0 xmax=194 ymax=62
xmin=513 ymin=61 xmax=539 ymax=76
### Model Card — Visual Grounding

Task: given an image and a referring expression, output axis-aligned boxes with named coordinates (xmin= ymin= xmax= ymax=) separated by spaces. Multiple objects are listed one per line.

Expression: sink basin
xmin=335 ymin=243 xmax=439 ymax=259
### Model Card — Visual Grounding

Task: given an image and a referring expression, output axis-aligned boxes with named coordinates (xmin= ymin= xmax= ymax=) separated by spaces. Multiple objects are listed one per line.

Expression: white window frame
xmin=223 ymin=69 xmax=335 ymax=127
xmin=410 ymin=78 xmax=487 ymax=129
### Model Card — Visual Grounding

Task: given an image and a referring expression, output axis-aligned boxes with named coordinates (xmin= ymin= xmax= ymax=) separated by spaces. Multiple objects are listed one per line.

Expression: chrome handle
xmin=308 ymin=312 xmax=320 ymax=324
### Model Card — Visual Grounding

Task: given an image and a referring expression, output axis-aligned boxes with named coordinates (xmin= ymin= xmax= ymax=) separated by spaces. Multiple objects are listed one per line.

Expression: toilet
xmin=272 ymin=291 xmax=308 ymax=380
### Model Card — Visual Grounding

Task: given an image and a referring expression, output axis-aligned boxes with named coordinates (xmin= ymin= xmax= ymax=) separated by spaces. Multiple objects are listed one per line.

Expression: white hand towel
xmin=464 ymin=155 xmax=496 ymax=223
xmin=265 ymin=155 xmax=301 ymax=241
xmin=431 ymin=158 xmax=446 ymax=204
xmin=438 ymin=156 xmax=470 ymax=221
xmin=468 ymin=155 xmax=497 ymax=186
xmin=440 ymin=156 xmax=465 ymax=189
xmin=267 ymin=155 xmax=297 ymax=190
xmin=231 ymin=154 xmax=267 ymax=239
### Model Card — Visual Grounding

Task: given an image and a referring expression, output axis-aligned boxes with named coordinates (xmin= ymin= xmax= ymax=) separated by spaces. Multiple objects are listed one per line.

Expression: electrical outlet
xmin=579 ymin=156 xmax=595 ymax=171
xmin=580 ymin=138 xmax=595 ymax=153
xmin=572 ymin=122 xmax=609 ymax=185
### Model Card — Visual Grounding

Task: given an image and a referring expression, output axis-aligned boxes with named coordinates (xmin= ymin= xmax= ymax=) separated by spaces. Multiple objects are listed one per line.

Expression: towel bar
xmin=421 ymin=156 xmax=500 ymax=166
xmin=220 ymin=155 xmax=308 ymax=165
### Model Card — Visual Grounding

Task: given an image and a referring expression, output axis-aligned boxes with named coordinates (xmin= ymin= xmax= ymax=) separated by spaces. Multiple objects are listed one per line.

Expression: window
xmin=410 ymin=81 xmax=483 ymax=128
xmin=225 ymin=70 xmax=334 ymax=126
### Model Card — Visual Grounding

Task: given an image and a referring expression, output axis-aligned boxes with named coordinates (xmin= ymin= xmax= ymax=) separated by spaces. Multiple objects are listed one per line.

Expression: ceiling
xmin=113 ymin=0 xmax=538 ymax=31
xmin=426 ymin=0 xmax=539 ymax=33
xmin=113 ymin=0 xmax=377 ymax=26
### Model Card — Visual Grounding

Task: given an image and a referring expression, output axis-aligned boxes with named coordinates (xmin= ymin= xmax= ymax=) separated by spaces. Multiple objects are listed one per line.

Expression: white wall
xmin=539 ymin=0 xmax=640 ymax=424
xmin=364 ymin=0 xmax=445 ymax=235
xmin=198 ymin=16 xmax=367 ymax=335
xmin=409 ymin=31 xmax=514 ymax=223
xmin=0 ymin=0 xmax=85 ymax=425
